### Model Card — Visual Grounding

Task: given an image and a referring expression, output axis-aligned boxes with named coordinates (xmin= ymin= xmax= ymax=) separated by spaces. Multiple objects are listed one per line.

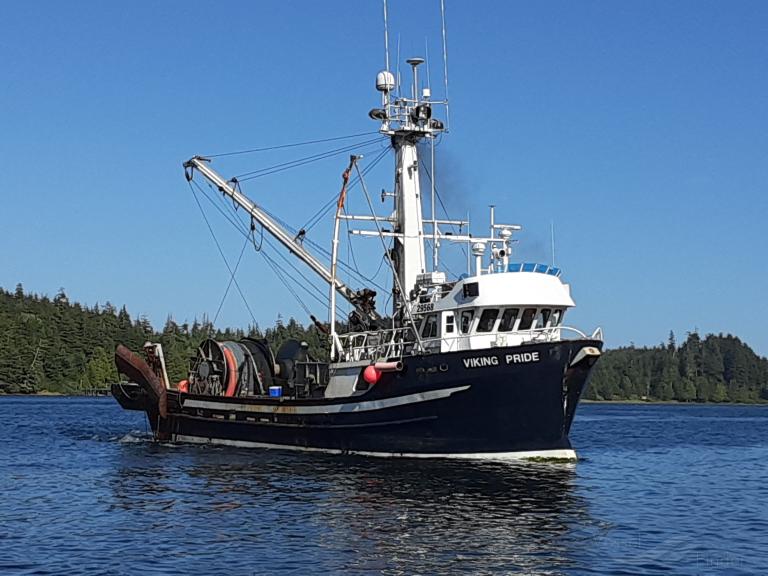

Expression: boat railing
xmin=505 ymin=325 xmax=602 ymax=343
xmin=337 ymin=326 xmax=419 ymax=362
xmin=337 ymin=324 xmax=603 ymax=362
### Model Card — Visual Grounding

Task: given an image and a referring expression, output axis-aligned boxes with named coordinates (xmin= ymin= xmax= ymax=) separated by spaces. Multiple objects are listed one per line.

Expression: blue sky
xmin=1 ymin=1 xmax=766 ymax=356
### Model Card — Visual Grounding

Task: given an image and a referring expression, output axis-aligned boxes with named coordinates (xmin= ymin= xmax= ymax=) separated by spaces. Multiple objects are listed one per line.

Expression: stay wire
xmin=191 ymin=179 xmax=253 ymax=244
xmin=259 ymin=251 xmax=313 ymax=317
xmin=344 ymin=148 xmax=389 ymax=290
xmin=211 ymin=229 xmax=253 ymax=327
xmin=300 ymin=145 xmax=391 ymax=235
xmin=251 ymin=190 xmax=387 ymax=292
xmin=188 ymin=181 xmax=258 ymax=328
xmin=190 ymin=152 xmax=390 ymax=299
xmin=260 ymin=245 xmax=346 ymax=319
xmin=193 ymin=179 xmax=341 ymax=322
xmin=419 ymin=158 xmax=460 ymax=234
xmin=204 ymin=131 xmax=381 ymax=158
xmin=208 ymin=184 xmax=347 ymax=318
xmin=260 ymin=235 xmax=333 ymax=307
xmin=234 ymin=137 xmax=386 ymax=181
xmin=221 ymin=185 xmax=380 ymax=293
xmin=419 ymin=156 xmax=469 ymax=266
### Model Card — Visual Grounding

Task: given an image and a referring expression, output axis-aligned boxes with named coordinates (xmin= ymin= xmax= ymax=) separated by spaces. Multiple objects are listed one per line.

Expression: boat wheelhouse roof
xmin=436 ymin=267 xmax=575 ymax=310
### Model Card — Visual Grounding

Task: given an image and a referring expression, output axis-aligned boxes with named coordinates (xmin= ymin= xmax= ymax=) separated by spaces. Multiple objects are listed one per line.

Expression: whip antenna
xmin=396 ymin=35 xmax=401 ymax=98
xmin=440 ymin=0 xmax=450 ymax=130
xmin=383 ymin=0 xmax=391 ymax=72
xmin=425 ymin=39 xmax=432 ymax=94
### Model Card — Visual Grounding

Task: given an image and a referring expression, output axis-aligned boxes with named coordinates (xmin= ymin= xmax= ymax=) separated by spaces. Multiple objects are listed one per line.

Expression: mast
xmin=392 ymin=125 xmax=426 ymax=301
xmin=369 ymin=57 xmax=446 ymax=312
xmin=330 ymin=156 xmax=359 ymax=356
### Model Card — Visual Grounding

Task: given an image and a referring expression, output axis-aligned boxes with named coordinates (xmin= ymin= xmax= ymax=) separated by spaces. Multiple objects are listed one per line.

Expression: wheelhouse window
xmin=476 ymin=308 xmax=499 ymax=333
xmin=445 ymin=313 xmax=455 ymax=334
xmin=421 ymin=314 xmax=438 ymax=338
xmin=551 ymin=309 xmax=563 ymax=327
xmin=460 ymin=310 xmax=474 ymax=334
xmin=498 ymin=308 xmax=519 ymax=332
xmin=519 ymin=307 xmax=537 ymax=330
xmin=535 ymin=308 xmax=552 ymax=328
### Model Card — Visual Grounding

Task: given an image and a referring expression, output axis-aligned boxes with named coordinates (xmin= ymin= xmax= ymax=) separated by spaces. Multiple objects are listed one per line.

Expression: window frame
xmin=460 ymin=309 xmax=475 ymax=334
xmin=518 ymin=307 xmax=537 ymax=331
xmin=476 ymin=308 xmax=500 ymax=333
xmin=498 ymin=307 xmax=520 ymax=332
xmin=444 ymin=312 xmax=455 ymax=334
xmin=421 ymin=313 xmax=438 ymax=339
xmin=535 ymin=308 xmax=552 ymax=329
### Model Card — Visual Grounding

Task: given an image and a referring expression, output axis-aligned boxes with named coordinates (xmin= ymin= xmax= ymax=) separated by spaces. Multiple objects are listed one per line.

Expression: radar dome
xmin=376 ymin=70 xmax=395 ymax=92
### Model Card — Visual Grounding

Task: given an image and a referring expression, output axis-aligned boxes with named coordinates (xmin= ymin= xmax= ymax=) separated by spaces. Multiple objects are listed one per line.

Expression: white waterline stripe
xmin=182 ymin=385 xmax=470 ymax=415
xmin=174 ymin=434 xmax=577 ymax=461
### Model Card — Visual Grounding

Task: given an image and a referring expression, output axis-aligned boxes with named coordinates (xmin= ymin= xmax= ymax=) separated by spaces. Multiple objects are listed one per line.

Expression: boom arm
xmin=184 ymin=156 xmax=379 ymax=323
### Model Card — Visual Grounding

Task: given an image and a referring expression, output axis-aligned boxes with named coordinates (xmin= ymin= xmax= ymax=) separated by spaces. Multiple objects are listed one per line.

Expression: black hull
xmin=113 ymin=339 xmax=601 ymax=460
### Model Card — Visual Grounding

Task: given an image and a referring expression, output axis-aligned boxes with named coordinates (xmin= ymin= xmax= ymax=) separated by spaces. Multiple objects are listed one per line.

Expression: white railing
xmin=337 ymin=327 xmax=419 ymax=362
xmin=335 ymin=324 xmax=603 ymax=362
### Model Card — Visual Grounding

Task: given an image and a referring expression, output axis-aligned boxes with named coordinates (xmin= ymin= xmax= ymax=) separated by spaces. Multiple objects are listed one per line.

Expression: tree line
xmin=0 ymin=284 xmax=325 ymax=394
xmin=1 ymin=284 xmax=767 ymax=402
xmin=585 ymin=331 xmax=768 ymax=403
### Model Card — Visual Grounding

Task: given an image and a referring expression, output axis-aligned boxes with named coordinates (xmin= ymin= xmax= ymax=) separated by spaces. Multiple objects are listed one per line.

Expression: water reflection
xmin=5 ymin=399 xmax=765 ymax=574
xmin=109 ymin=445 xmax=597 ymax=574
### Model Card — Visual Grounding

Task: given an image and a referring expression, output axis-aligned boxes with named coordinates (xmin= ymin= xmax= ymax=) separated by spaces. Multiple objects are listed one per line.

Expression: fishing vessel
xmin=111 ymin=12 xmax=603 ymax=461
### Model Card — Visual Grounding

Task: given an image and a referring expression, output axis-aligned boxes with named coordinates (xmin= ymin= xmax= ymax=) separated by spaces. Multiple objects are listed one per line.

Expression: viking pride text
xmin=463 ymin=352 xmax=540 ymax=369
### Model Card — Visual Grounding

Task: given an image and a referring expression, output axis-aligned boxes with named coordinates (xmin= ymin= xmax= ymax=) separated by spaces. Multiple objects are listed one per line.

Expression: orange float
xmin=223 ymin=347 xmax=238 ymax=397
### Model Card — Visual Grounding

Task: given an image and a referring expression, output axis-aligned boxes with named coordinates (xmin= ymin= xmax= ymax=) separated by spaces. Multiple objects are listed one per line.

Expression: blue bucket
xmin=269 ymin=386 xmax=283 ymax=398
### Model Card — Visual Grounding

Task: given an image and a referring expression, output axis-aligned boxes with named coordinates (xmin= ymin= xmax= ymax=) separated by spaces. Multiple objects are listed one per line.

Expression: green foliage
xmin=0 ymin=284 xmax=328 ymax=393
xmin=3 ymin=284 xmax=766 ymax=403
xmin=586 ymin=331 xmax=768 ymax=403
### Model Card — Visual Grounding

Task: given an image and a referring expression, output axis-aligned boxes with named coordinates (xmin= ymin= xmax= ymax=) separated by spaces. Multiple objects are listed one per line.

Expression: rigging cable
xmin=204 ymin=131 xmax=381 ymax=158
xmin=339 ymin=146 xmax=392 ymax=278
xmin=418 ymin=156 xmax=469 ymax=269
xmin=259 ymin=235 xmax=337 ymax=309
xmin=192 ymin=178 xmax=346 ymax=322
xmin=188 ymin=181 xmax=258 ymax=328
xmin=300 ymin=145 xmax=391 ymax=235
xmin=211 ymin=227 xmax=254 ymax=327
xmin=201 ymin=178 xmax=348 ymax=316
xmin=199 ymin=176 xmax=382 ymax=294
xmin=188 ymin=140 xmax=394 ymax=316
xmin=259 ymin=243 xmax=347 ymax=319
xmin=217 ymin=180 xmax=386 ymax=293
xmin=234 ymin=137 xmax=387 ymax=181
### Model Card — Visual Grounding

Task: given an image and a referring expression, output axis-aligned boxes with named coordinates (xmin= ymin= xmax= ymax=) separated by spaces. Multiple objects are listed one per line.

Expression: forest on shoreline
xmin=1 ymin=284 xmax=767 ymax=403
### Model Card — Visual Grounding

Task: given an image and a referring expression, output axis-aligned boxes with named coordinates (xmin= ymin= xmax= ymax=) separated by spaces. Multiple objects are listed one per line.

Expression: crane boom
xmin=183 ymin=156 xmax=379 ymax=323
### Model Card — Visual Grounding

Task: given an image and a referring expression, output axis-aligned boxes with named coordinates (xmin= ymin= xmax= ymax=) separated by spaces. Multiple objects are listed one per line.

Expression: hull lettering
xmin=463 ymin=356 xmax=499 ymax=368
xmin=505 ymin=352 xmax=540 ymax=364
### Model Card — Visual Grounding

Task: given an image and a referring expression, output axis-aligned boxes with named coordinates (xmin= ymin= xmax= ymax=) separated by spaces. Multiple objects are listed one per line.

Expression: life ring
xmin=223 ymin=347 xmax=238 ymax=397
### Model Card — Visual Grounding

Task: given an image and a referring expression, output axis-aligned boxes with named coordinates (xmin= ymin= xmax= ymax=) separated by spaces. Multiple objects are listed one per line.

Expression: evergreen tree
xmin=1 ymin=285 xmax=766 ymax=401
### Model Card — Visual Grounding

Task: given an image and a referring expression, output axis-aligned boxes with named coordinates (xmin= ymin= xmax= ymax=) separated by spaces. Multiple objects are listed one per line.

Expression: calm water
xmin=1 ymin=398 xmax=765 ymax=575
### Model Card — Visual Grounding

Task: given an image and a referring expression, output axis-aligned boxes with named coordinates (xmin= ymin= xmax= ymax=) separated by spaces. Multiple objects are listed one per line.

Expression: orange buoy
xmin=363 ymin=365 xmax=381 ymax=385
xmin=177 ymin=379 xmax=189 ymax=393
xmin=223 ymin=347 xmax=238 ymax=397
